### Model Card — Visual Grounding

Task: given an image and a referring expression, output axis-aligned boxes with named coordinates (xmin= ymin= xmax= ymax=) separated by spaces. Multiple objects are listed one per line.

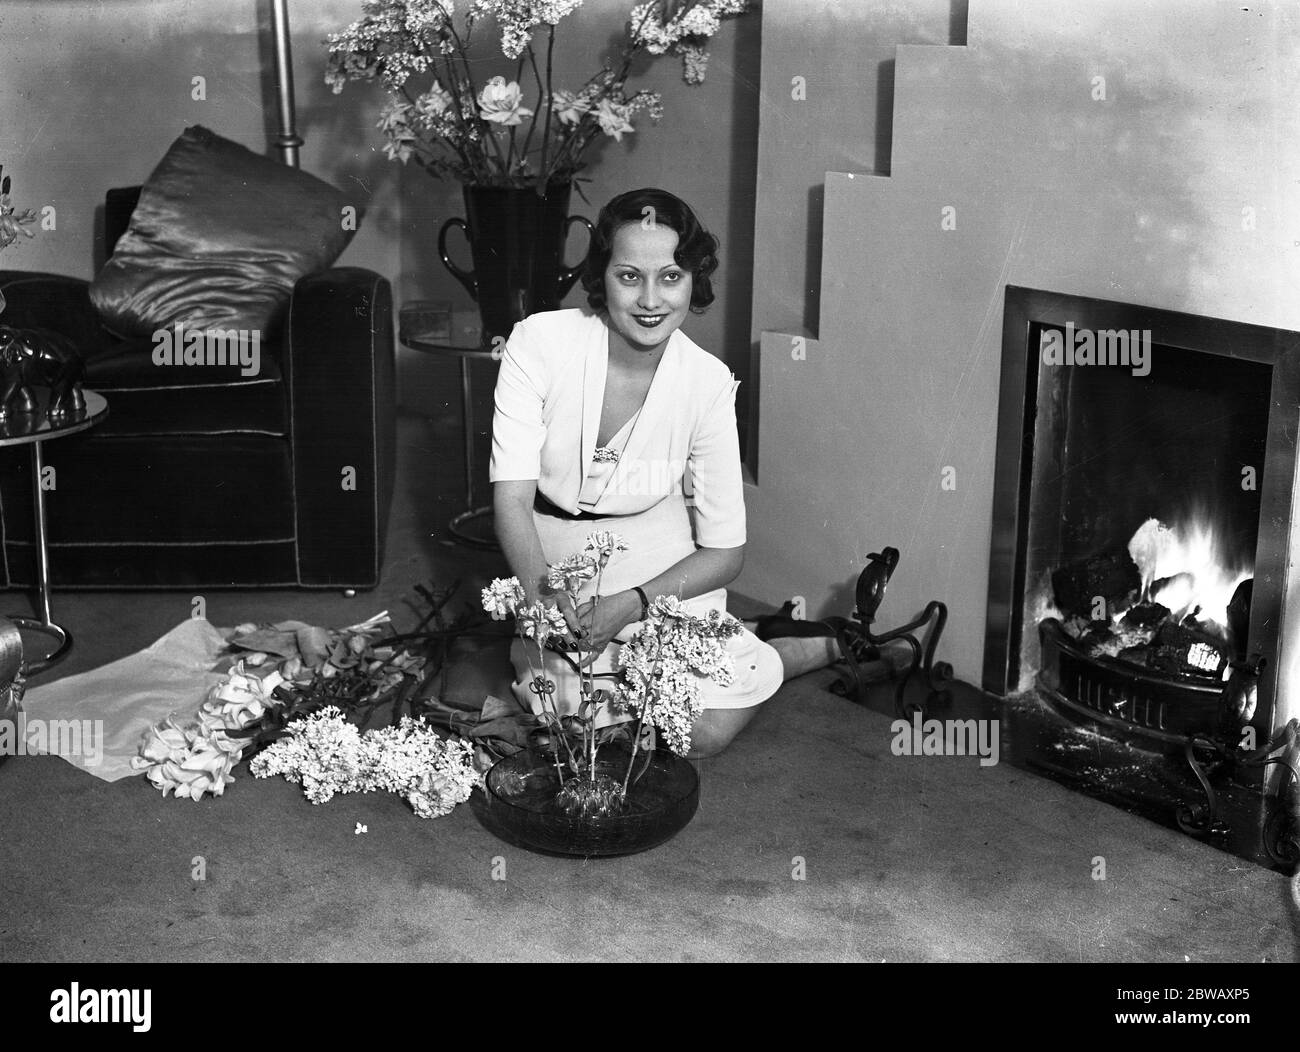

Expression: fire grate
xmin=1038 ymin=618 xmax=1222 ymax=744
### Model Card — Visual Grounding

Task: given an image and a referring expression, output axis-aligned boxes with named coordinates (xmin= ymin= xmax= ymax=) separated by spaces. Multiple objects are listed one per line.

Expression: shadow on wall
xmin=804 ymin=183 xmax=823 ymax=332
xmin=950 ymin=0 xmax=969 ymax=47
xmin=726 ymin=12 xmax=761 ymax=461
xmin=874 ymin=58 xmax=896 ymax=178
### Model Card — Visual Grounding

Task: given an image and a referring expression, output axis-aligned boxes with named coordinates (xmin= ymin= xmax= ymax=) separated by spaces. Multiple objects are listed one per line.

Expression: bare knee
xmin=687 ymin=706 xmax=761 ymax=759
xmin=687 ymin=723 xmax=730 ymax=759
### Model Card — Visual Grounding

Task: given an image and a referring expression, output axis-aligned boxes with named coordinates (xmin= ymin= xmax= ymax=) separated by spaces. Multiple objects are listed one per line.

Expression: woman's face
xmin=602 ymin=221 xmax=693 ymax=354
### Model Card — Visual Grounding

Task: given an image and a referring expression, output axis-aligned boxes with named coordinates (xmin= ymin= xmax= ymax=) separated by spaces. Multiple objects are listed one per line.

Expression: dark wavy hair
xmin=580 ymin=188 xmax=719 ymax=315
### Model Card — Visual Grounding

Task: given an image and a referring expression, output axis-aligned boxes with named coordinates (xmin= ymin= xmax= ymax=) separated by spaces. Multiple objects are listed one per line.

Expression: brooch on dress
xmin=592 ymin=446 xmax=620 ymax=463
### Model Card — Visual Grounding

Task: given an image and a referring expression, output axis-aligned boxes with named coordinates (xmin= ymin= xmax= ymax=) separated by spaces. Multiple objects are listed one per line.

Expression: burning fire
xmin=1126 ymin=515 xmax=1251 ymax=634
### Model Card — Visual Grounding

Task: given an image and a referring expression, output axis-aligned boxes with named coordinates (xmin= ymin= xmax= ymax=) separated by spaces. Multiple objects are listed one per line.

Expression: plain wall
xmin=736 ymin=0 xmax=1300 ymax=699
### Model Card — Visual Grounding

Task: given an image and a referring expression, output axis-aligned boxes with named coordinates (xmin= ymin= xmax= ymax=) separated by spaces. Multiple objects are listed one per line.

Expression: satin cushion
xmin=88 ymin=125 xmax=357 ymax=339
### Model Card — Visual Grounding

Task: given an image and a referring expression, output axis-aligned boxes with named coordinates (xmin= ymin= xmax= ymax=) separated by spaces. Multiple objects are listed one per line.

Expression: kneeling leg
xmin=686 ymin=705 xmax=763 ymax=760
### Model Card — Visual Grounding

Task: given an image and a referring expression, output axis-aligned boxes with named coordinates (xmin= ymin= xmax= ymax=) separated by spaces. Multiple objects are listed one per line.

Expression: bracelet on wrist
xmin=631 ymin=586 xmax=649 ymax=620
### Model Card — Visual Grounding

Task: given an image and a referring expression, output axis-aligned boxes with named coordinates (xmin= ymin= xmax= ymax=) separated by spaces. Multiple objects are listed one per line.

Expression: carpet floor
xmin=1 ymin=406 xmax=1297 ymax=962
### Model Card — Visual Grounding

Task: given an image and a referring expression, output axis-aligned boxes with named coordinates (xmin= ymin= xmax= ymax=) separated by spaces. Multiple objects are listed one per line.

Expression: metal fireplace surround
xmin=983 ymin=286 xmax=1300 ymax=864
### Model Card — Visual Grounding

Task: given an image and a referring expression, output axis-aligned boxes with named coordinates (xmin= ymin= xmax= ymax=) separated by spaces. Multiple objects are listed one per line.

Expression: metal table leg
xmin=9 ymin=441 xmax=71 ymax=673
xmin=446 ymin=355 xmax=498 ymax=550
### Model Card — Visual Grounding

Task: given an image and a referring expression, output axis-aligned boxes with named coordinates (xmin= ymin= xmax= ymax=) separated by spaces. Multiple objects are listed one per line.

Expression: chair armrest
xmin=285 ymin=266 xmax=396 ymax=588
xmin=0 ymin=271 xmax=103 ymax=348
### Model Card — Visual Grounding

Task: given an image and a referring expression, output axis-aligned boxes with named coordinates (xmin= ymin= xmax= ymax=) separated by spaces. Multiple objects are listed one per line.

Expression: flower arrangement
xmin=482 ymin=530 xmax=743 ymax=816
xmin=324 ymin=0 xmax=751 ymax=188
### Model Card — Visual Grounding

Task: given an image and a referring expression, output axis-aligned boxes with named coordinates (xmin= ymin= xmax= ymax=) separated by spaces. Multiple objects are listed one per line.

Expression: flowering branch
xmin=621 ymin=628 xmax=665 ymax=796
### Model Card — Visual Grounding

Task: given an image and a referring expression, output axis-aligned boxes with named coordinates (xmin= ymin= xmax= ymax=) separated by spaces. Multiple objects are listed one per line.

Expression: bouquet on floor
xmin=481 ymin=530 xmax=742 ymax=816
xmin=249 ymin=706 xmax=479 ymax=818
xmin=324 ymin=0 xmax=751 ymax=188
xmin=131 ymin=596 xmax=484 ymax=817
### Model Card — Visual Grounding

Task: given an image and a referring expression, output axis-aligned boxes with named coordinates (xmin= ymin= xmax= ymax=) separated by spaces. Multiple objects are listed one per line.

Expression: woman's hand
xmin=571 ymin=590 xmax=641 ymax=667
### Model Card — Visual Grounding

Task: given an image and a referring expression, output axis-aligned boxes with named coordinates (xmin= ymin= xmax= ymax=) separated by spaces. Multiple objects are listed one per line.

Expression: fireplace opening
xmin=984 ymin=286 xmax=1300 ymax=865
xmin=1022 ymin=333 xmax=1270 ymax=739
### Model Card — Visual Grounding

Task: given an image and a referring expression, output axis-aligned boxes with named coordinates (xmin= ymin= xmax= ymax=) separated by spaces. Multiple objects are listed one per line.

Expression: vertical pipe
xmin=271 ymin=0 xmax=304 ymax=167
xmin=30 ymin=443 xmax=51 ymax=627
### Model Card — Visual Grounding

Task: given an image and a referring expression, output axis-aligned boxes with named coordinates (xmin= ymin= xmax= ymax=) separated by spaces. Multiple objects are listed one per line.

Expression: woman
xmin=490 ymin=188 xmax=793 ymax=758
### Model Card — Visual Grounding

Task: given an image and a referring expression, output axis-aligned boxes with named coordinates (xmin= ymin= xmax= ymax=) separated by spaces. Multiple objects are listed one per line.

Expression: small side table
xmin=401 ymin=309 xmax=499 ymax=550
xmin=0 ymin=387 xmax=108 ymax=672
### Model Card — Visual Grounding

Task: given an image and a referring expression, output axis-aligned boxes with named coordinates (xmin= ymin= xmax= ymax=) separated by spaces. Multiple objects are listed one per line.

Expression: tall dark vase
xmin=438 ymin=183 xmax=594 ymax=344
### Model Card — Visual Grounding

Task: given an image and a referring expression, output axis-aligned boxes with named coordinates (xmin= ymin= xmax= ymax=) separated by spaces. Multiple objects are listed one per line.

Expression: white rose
xmin=478 ymin=77 xmax=533 ymax=126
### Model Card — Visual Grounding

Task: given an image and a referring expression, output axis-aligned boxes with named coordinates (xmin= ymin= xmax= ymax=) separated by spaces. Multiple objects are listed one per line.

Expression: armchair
xmin=0 ymin=187 xmax=396 ymax=590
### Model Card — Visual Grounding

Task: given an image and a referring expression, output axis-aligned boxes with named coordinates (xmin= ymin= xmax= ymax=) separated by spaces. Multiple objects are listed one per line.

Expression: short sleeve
xmin=489 ymin=319 xmax=547 ymax=483
xmin=687 ymin=375 xmax=746 ymax=548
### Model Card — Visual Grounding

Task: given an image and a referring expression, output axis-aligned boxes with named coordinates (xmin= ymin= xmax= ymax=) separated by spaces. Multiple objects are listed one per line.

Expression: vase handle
xmin=438 ymin=217 xmax=478 ymax=302
xmin=556 ymin=216 xmax=595 ymax=299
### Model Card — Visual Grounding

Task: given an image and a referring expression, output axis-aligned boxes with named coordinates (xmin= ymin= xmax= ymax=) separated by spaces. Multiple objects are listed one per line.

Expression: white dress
xmin=488 ymin=309 xmax=783 ymax=725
